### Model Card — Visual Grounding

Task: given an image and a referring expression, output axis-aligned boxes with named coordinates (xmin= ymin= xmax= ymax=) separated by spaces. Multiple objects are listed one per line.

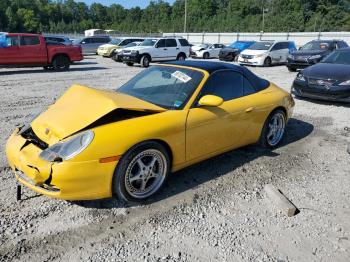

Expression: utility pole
xmin=184 ymin=0 xmax=187 ymax=33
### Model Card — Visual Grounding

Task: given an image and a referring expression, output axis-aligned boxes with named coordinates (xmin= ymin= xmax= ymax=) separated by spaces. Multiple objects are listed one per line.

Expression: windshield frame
xmin=140 ymin=39 xmax=157 ymax=47
xmin=321 ymin=50 xmax=350 ymax=65
xmin=301 ymin=41 xmax=331 ymax=51
xmin=117 ymin=65 xmax=206 ymax=110
xmin=247 ymin=41 xmax=274 ymax=50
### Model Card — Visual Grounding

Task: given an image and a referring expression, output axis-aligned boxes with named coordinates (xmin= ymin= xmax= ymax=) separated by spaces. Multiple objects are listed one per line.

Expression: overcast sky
xmin=78 ymin=0 xmax=176 ymax=9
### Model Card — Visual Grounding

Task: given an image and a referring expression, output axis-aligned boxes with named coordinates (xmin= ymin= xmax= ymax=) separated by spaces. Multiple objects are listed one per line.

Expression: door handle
xmin=163 ymin=48 xmax=167 ymax=50
xmin=176 ymin=48 xmax=179 ymax=50
xmin=245 ymin=107 xmax=254 ymax=113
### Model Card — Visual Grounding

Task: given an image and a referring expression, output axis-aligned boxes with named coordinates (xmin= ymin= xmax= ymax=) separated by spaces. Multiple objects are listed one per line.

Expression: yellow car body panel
xmin=6 ymin=64 xmax=294 ymax=200
xmin=97 ymin=44 xmax=121 ymax=57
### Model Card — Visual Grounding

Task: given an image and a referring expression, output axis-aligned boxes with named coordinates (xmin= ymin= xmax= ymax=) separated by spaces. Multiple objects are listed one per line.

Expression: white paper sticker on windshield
xmin=172 ymin=71 xmax=192 ymax=83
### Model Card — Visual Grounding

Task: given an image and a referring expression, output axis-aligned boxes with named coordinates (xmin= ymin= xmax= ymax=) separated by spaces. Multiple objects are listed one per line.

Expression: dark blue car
xmin=219 ymin=40 xmax=255 ymax=62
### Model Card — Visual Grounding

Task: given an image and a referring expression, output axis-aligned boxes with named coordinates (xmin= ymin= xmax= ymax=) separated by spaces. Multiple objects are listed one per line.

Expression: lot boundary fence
xmin=163 ymin=32 xmax=350 ymax=46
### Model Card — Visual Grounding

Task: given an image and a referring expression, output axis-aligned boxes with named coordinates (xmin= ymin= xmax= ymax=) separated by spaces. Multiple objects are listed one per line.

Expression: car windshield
xmin=118 ymin=66 xmax=204 ymax=110
xmin=301 ymin=42 xmax=330 ymax=50
xmin=124 ymin=42 xmax=137 ymax=48
xmin=141 ymin=39 xmax=157 ymax=46
xmin=248 ymin=42 xmax=273 ymax=50
xmin=110 ymin=39 xmax=122 ymax=45
xmin=321 ymin=51 xmax=350 ymax=65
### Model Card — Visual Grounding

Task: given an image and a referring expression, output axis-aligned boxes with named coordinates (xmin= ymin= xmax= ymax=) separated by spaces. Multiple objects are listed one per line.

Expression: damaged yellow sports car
xmin=6 ymin=61 xmax=294 ymax=202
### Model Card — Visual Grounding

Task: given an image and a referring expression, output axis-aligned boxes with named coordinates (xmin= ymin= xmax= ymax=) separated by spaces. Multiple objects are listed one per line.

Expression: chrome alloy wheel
xmin=266 ymin=112 xmax=286 ymax=146
xmin=125 ymin=149 xmax=167 ymax=199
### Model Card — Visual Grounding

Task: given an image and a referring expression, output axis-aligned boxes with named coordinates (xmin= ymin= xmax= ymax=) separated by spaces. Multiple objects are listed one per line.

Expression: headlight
xmin=296 ymin=73 xmax=306 ymax=82
xmin=131 ymin=50 xmax=139 ymax=55
xmin=339 ymin=80 xmax=350 ymax=86
xmin=39 ymin=130 xmax=94 ymax=162
xmin=255 ymin=53 xmax=266 ymax=58
xmin=308 ymin=54 xmax=321 ymax=60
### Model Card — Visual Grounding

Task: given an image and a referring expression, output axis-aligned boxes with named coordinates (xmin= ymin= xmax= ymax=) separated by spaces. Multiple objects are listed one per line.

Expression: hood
xmin=191 ymin=45 xmax=208 ymax=51
xmin=221 ymin=47 xmax=239 ymax=52
xmin=126 ymin=45 xmax=151 ymax=51
xmin=99 ymin=44 xmax=119 ymax=49
xmin=240 ymin=49 xmax=267 ymax=56
xmin=302 ymin=63 xmax=350 ymax=80
xmin=31 ymin=84 xmax=165 ymax=143
xmin=291 ymin=49 xmax=328 ymax=56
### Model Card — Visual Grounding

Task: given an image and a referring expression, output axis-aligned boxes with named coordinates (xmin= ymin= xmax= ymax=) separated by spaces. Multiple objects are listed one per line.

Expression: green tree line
xmin=0 ymin=0 xmax=349 ymax=34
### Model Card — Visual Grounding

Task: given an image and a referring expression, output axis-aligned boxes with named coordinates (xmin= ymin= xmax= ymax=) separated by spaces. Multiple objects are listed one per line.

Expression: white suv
xmin=120 ymin=37 xmax=191 ymax=67
xmin=238 ymin=40 xmax=296 ymax=66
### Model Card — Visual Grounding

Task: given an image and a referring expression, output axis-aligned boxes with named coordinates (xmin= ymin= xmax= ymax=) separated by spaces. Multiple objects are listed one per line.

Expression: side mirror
xmin=198 ymin=95 xmax=223 ymax=107
xmin=298 ymin=47 xmax=302 ymax=50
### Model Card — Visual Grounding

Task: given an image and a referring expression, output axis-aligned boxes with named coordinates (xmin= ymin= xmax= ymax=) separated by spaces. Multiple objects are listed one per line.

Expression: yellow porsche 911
xmin=6 ymin=61 xmax=294 ymax=203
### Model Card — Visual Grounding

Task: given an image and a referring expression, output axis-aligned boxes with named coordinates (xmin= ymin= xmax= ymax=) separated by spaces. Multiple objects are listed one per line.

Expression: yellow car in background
xmin=6 ymin=61 xmax=294 ymax=203
xmin=97 ymin=37 xmax=144 ymax=57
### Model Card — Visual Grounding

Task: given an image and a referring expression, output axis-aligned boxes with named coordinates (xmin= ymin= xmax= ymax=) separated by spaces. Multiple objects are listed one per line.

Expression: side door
xmin=80 ymin=37 xmax=93 ymax=53
xmin=153 ymin=39 xmax=167 ymax=61
xmin=165 ymin=38 xmax=178 ymax=60
xmin=0 ymin=35 xmax=20 ymax=64
xmin=185 ymin=70 xmax=255 ymax=162
xmin=19 ymin=35 xmax=46 ymax=64
xmin=269 ymin=42 xmax=286 ymax=64
xmin=211 ymin=44 xmax=223 ymax=57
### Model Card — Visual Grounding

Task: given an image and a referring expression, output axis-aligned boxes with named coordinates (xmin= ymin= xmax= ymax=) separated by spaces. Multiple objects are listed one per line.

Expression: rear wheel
xmin=287 ymin=66 xmax=297 ymax=72
xmin=52 ymin=55 xmax=70 ymax=71
xmin=203 ymin=52 xmax=210 ymax=59
xmin=112 ymin=141 xmax=170 ymax=203
xmin=259 ymin=109 xmax=286 ymax=148
xmin=140 ymin=55 xmax=151 ymax=68
xmin=177 ymin=53 xmax=186 ymax=61
xmin=263 ymin=57 xmax=272 ymax=67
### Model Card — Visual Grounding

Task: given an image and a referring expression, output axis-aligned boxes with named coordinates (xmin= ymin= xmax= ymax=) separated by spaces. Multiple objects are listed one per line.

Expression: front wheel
xmin=259 ymin=109 xmax=286 ymax=148
xmin=263 ymin=57 xmax=272 ymax=67
xmin=203 ymin=52 xmax=210 ymax=59
xmin=140 ymin=55 xmax=151 ymax=68
xmin=112 ymin=141 xmax=170 ymax=203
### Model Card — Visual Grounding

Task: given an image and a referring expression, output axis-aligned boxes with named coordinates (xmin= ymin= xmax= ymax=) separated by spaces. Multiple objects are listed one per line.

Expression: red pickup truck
xmin=0 ymin=33 xmax=83 ymax=71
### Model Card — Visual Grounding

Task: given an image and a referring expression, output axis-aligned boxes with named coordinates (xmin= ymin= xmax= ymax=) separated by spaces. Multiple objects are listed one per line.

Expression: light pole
xmin=262 ymin=8 xmax=268 ymax=32
xmin=184 ymin=0 xmax=187 ymax=33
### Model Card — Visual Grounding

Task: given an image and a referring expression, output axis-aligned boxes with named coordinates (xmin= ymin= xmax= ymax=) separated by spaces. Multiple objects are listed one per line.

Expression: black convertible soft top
xmin=162 ymin=60 xmax=270 ymax=91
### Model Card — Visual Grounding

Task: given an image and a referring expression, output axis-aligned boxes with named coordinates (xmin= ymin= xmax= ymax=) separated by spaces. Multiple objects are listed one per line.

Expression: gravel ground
xmin=0 ymin=56 xmax=349 ymax=262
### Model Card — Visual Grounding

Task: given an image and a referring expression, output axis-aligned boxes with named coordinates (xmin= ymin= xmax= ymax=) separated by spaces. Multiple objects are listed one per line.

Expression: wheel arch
xmin=177 ymin=52 xmax=187 ymax=58
xmin=51 ymin=53 xmax=71 ymax=64
xmin=140 ymin=53 xmax=152 ymax=62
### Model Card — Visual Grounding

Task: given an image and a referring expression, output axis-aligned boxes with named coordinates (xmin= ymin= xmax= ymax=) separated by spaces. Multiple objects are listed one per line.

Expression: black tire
xmin=52 ymin=55 xmax=70 ymax=71
xmin=126 ymin=62 xmax=134 ymax=66
xmin=263 ymin=57 xmax=272 ymax=67
xmin=259 ymin=109 xmax=286 ymax=148
xmin=140 ymin=55 xmax=151 ymax=68
xmin=177 ymin=53 xmax=186 ymax=61
xmin=287 ymin=66 xmax=297 ymax=72
xmin=229 ymin=53 xmax=236 ymax=62
xmin=203 ymin=52 xmax=210 ymax=59
xmin=112 ymin=141 xmax=170 ymax=203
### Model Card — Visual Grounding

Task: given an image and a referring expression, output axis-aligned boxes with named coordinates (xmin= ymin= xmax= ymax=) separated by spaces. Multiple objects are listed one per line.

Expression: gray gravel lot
xmin=0 ymin=56 xmax=349 ymax=262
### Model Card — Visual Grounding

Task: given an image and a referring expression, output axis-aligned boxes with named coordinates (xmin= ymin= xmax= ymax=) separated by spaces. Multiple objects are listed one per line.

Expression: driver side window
xmin=199 ymin=70 xmax=244 ymax=102
xmin=6 ymin=36 xmax=19 ymax=46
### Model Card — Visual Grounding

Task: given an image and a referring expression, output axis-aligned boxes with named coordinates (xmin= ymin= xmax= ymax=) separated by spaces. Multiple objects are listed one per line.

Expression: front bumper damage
xmin=6 ymin=128 xmax=117 ymax=200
